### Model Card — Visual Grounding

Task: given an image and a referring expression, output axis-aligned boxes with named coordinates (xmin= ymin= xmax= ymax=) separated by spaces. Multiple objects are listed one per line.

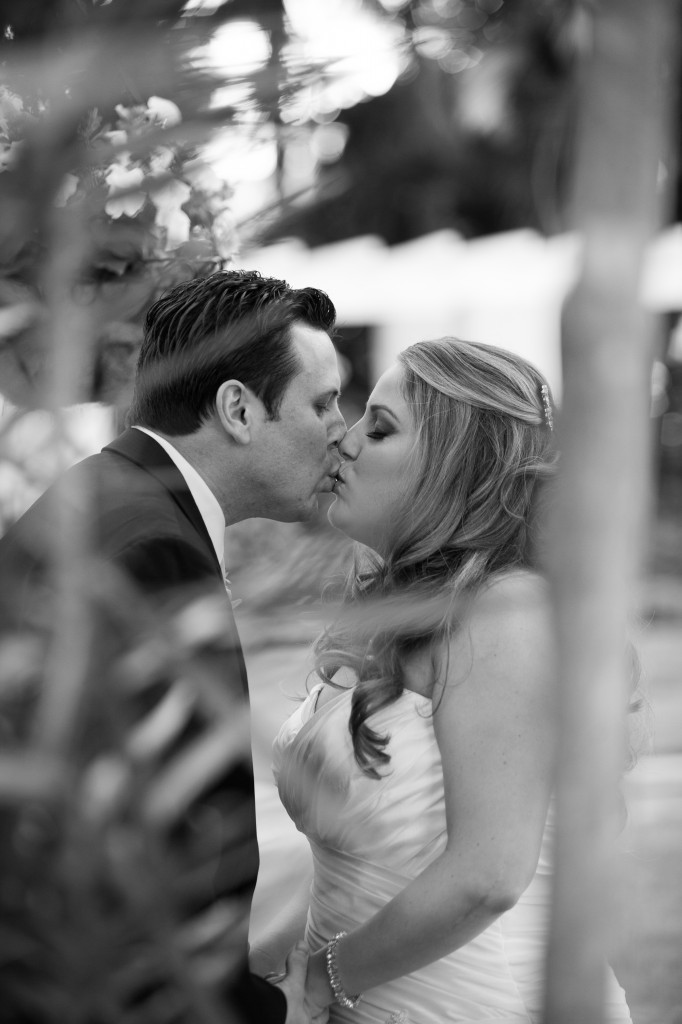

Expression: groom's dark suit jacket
xmin=0 ymin=428 xmax=286 ymax=1024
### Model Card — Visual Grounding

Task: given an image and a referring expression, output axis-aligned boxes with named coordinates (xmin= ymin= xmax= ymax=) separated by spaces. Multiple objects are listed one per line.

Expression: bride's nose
xmin=339 ymin=421 xmax=361 ymax=461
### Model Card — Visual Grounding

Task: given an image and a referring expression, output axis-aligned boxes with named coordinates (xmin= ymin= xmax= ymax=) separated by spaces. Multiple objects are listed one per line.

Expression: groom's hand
xmin=278 ymin=941 xmax=329 ymax=1024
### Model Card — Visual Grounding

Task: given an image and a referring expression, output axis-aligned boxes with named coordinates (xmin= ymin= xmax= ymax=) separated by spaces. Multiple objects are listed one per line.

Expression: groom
xmin=0 ymin=270 xmax=346 ymax=1023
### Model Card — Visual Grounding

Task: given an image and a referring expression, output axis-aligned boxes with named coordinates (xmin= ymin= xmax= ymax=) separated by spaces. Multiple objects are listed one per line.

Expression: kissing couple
xmin=0 ymin=270 xmax=634 ymax=1023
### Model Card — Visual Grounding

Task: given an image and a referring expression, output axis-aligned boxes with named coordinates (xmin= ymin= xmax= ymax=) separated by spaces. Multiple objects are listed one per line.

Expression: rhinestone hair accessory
xmin=540 ymin=384 xmax=554 ymax=431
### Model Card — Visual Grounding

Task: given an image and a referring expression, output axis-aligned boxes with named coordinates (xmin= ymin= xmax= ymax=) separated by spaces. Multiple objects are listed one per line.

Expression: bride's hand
xmin=305 ymin=947 xmax=336 ymax=1014
xmin=272 ymin=942 xmax=330 ymax=1024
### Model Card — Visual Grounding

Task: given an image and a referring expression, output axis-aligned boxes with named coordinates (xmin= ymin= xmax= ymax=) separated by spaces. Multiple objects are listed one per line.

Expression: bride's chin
xmin=328 ymin=511 xmax=379 ymax=552
xmin=327 ymin=502 xmax=357 ymax=540
xmin=327 ymin=498 xmax=343 ymax=528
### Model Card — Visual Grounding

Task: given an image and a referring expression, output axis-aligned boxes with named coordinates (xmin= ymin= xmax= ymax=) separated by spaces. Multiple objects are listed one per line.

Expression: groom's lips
xmin=321 ymin=472 xmax=341 ymax=492
xmin=324 ymin=461 xmax=344 ymax=491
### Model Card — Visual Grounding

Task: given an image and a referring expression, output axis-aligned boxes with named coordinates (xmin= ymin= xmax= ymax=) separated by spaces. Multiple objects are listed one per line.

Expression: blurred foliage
xmin=654 ymin=322 xmax=682 ymax=571
xmin=0 ymin=2 xmax=336 ymax=1020
xmin=2 ymin=0 xmax=681 ymax=412
xmin=0 ymin=0 xmax=608 ymax=412
xmin=0 ymin=85 xmax=237 ymax=410
xmin=0 ymin=0 xmax=220 ymax=408
xmin=0 ymin=0 xmax=327 ymax=411
xmin=226 ymin=512 xmax=354 ymax=650
xmin=0 ymin=561 xmax=259 ymax=1023
xmin=261 ymin=0 xmax=587 ymax=246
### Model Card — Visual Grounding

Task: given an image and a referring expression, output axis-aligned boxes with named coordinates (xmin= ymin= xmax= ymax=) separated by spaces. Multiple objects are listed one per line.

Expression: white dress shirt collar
xmin=132 ymin=426 xmax=226 ymax=570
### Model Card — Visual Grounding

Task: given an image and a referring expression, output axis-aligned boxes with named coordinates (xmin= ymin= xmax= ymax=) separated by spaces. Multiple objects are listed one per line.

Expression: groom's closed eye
xmin=316 ymin=390 xmax=341 ymax=414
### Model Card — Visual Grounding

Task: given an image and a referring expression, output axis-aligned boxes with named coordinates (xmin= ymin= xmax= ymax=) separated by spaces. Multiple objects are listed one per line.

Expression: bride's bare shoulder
xmin=442 ymin=570 xmax=551 ymax=664
xmin=455 ymin=569 xmax=552 ymax=661
xmin=474 ymin=569 xmax=548 ymax=617
xmin=430 ymin=570 xmax=554 ymax=706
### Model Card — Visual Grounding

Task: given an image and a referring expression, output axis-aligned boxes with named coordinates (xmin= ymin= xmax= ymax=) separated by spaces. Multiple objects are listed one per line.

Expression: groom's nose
xmin=328 ymin=408 xmax=347 ymax=446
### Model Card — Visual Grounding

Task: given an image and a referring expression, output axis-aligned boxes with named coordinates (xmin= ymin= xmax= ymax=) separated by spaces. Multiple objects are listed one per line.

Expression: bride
xmin=262 ymin=338 xmax=633 ymax=1024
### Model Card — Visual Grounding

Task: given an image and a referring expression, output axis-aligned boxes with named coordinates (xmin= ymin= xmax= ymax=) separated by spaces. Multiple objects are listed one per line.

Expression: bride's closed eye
xmin=365 ymin=418 xmax=390 ymax=440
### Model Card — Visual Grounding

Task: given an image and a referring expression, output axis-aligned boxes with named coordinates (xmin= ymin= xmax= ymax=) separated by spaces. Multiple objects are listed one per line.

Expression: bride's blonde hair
xmin=314 ymin=337 xmax=558 ymax=777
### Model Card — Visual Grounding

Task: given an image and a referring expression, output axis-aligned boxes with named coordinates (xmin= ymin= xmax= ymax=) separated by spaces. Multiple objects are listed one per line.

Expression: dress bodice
xmin=274 ymin=686 xmax=447 ymax=872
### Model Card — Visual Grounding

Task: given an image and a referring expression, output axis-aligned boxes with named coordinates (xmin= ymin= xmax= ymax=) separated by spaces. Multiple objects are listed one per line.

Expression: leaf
xmin=79 ymin=107 xmax=103 ymax=142
xmin=141 ymin=715 xmax=253 ymax=829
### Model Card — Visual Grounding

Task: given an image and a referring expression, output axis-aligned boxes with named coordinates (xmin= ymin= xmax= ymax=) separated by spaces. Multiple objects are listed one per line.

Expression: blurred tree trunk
xmin=544 ymin=2 xmax=679 ymax=1023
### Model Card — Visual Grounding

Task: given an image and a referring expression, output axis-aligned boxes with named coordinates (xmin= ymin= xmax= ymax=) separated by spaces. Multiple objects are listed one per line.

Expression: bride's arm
xmin=305 ymin=574 xmax=556 ymax=1008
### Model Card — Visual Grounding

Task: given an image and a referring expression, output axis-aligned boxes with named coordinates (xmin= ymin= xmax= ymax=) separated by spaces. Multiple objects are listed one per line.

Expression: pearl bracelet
xmin=325 ymin=931 xmax=362 ymax=1010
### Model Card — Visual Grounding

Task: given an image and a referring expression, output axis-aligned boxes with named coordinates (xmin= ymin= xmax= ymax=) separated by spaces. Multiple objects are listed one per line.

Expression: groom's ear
xmin=216 ymin=380 xmax=255 ymax=444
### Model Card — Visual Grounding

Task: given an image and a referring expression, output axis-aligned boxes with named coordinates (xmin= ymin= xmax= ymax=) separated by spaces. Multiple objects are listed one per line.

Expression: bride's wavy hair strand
xmin=315 ymin=338 xmax=558 ymax=777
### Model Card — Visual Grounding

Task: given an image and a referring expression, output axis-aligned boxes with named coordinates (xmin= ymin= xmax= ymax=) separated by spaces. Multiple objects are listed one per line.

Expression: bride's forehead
xmin=368 ymin=363 xmax=405 ymax=403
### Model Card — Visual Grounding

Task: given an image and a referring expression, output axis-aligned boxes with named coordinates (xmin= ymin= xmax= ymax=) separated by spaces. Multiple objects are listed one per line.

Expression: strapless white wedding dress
xmin=273 ymin=684 xmax=632 ymax=1024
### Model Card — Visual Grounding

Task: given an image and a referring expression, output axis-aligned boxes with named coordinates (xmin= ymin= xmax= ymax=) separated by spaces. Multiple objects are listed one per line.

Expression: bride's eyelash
xmin=366 ymin=429 xmax=387 ymax=440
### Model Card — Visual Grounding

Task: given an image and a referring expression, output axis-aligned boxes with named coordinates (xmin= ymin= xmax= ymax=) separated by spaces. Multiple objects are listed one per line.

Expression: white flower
xmin=184 ymin=158 xmax=223 ymax=193
xmin=0 ymin=86 xmax=23 ymax=134
xmin=104 ymin=129 xmax=128 ymax=149
xmin=147 ymin=96 xmax=182 ymax=127
xmin=158 ymin=206 xmax=191 ymax=247
xmin=149 ymin=147 xmax=175 ymax=174
xmin=103 ymin=129 xmax=130 ymax=166
xmin=104 ymin=164 xmax=146 ymax=218
xmin=54 ymin=172 xmax=79 ymax=206
xmin=151 ymin=178 xmax=192 ymax=246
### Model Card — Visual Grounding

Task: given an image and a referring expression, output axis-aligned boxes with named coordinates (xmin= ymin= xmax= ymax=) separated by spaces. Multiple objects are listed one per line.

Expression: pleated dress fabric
xmin=273 ymin=684 xmax=632 ymax=1024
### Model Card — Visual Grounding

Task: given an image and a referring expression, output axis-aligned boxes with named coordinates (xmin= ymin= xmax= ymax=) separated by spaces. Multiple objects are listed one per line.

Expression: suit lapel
xmin=103 ymin=428 xmax=219 ymax=576
xmin=103 ymin=429 xmax=251 ymax=699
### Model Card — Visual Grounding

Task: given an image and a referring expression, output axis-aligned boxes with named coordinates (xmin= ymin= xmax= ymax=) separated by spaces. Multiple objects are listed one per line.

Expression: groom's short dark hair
xmin=128 ymin=269 xmax=336 ymax=434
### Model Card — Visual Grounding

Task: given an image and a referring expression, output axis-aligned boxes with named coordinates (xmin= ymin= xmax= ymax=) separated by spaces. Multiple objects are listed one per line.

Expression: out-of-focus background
xmin=1 ymin=1 xmax=680 ymax=1022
